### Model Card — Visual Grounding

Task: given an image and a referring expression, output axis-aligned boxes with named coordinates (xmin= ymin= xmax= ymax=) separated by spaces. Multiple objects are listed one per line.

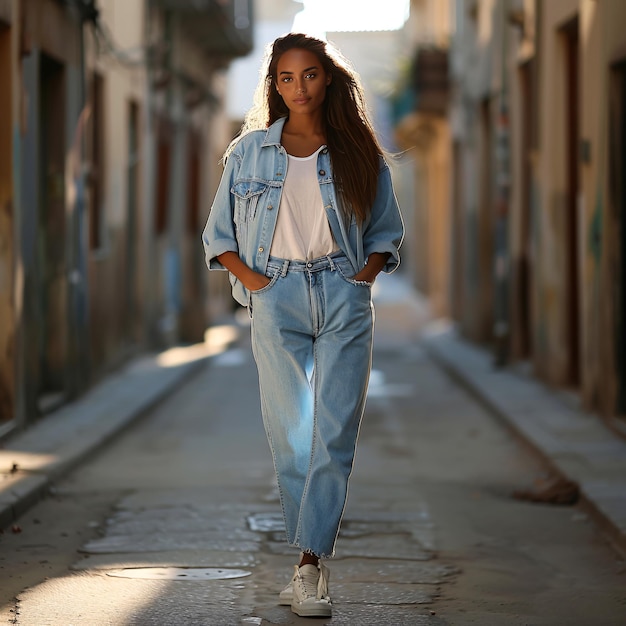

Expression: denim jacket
xmin=202 ymin=116 xmax=404 ymax=306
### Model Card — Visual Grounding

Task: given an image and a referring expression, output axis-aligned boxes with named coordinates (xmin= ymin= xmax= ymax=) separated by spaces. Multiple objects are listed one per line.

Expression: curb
xmin=0 ymin=347 xmax=212 ymax=530
xmin=422 ymin=325 xmax=626 ymax=558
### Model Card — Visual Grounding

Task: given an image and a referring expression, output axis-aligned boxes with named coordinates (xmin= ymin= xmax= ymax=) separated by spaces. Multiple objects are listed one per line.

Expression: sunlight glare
xmin=155 ymin=325 xmax=240 ymax=368
xmin=293 ymin=0 xmax=410 ymax=34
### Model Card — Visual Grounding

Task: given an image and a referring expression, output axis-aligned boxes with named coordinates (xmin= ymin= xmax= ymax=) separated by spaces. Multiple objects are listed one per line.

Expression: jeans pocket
xmin=335 ymin=263 xmax=373 ymax=288
xmin=250 ymin=266 xmax=281 ymax=295
xmin=248 ymin=267 xmax=281 ymax=319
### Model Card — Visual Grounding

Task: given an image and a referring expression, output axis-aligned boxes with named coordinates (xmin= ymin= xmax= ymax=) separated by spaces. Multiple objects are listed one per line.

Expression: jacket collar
xmin=262 ymin=117 xmax=287 ymax=147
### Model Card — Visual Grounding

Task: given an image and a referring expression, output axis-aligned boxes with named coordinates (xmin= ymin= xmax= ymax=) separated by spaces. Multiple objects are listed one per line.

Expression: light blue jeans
xmin=249 ymin=253 xmax=374 ymax=558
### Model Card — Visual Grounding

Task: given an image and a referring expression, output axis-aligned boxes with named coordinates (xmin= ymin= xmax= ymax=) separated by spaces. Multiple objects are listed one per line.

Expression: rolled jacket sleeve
xmin=202 ymin=152 xmax=241 ymax=271
xmin=362 ymin=161 xmax=405 ymax=273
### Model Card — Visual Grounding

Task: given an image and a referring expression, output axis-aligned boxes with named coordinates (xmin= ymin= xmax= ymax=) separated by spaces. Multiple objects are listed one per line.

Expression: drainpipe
xmin=70 ymin=1 xmax=94 ymax=395
xmin=493 ymin=0 xmax=511 ymax=366
xmin=64 ymin=0 xmax=98 ymax=397
xmin=162 ymin=10 xmax=183 ymax=346
xmin=142 ymin=1 xmax=159 ymax=347
xmin=10 ymin=0 xmax=24 ymax=435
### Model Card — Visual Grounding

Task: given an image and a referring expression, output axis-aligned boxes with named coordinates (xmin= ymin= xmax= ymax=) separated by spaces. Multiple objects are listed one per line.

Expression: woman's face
xmin=275 ymin=48 xmax=331 ymax=116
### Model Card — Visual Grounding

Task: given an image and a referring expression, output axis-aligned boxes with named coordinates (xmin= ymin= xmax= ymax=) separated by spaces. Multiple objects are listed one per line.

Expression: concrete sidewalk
xmin=0 ymin=327 xmax=239 ymax=529
xmin=342 ymin=271 xmax=625 ymax=556
xmin=422 ymin=323 xmax=626 ymax=557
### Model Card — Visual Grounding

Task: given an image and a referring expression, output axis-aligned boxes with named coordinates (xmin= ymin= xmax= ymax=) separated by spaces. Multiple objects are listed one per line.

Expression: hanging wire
xmin=58 ymin=0 xmax=156 ymax=68
xmin=59 ymin=0 xmax=219 ymax=108
xmin=91 ymin=17 xmax=151 ymax=67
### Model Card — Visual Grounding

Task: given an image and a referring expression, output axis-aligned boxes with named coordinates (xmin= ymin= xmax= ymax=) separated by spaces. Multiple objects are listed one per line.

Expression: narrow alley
xmin=2 ymin=1 xmax=626 ymax=623
xmin=0 ymin=275 xmax=623 ymax=625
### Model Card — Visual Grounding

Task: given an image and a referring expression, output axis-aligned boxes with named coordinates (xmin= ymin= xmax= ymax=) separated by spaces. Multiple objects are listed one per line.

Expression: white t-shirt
xmin=270 ymin=146 xmax=338 ymax=261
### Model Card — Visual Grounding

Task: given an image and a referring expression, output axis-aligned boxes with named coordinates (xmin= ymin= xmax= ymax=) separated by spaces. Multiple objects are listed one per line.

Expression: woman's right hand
xmin=215 ymin=252 xmax=271 ymax=291
xmin=245 ymin=271 xmax=271 ymax=292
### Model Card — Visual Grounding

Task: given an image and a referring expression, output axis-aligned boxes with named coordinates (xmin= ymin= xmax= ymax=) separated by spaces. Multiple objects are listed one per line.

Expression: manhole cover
xmin=106 ymin=567 xmax=251 ymax=581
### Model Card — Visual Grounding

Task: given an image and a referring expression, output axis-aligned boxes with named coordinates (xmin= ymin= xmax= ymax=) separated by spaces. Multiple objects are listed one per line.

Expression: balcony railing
xmin=393 ymin=46 xmax=450 ymax=123
xmin=152 ymin=0 xmax=253 ymax=59
xmin=412 ymin=47 xmax=449 ymax=115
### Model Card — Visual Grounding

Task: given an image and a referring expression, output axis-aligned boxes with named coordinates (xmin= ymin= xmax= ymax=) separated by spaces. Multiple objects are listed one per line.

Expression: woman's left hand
xmin=352 ymin=270 xmax=375 ymax=283
xmin=353 ymin=252 xmax=391 ymax=283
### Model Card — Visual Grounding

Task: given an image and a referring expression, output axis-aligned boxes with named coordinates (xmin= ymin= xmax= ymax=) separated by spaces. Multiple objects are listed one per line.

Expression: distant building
xmin=393 ymin=0 xmax=453 ymax=316
xmin=227 ymin=0 xmax=301 ymax=126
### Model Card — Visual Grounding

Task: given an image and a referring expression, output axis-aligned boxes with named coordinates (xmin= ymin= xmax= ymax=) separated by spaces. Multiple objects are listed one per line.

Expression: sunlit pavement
xmin=1 ymin=273 xmax=625 ymax=625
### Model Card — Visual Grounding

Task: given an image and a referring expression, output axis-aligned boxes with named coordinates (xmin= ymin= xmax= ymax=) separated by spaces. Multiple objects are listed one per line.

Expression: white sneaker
xmin=291 ymin=563 xmax=332 ymax=618
xmin=278 ymin=570 xmax=297 ymax=605
xmin=279 ymin=553 xmax=303 ymax=605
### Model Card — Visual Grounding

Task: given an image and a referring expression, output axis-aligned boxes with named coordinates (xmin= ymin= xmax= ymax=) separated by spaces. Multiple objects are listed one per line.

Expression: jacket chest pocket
xmin=232 ymin=180 xmax=268 ymax=224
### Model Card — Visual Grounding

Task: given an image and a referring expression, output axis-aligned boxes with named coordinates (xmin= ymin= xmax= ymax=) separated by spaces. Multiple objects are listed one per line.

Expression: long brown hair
xmin=236 ymin=33 xmax=383 ymax=223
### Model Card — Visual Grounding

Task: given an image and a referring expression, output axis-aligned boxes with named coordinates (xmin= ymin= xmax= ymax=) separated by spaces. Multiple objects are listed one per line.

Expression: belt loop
xmin=327 ymin=254 xmax=336 ymax=271
xmin=281 ymin=259 xmax=289 ymax=277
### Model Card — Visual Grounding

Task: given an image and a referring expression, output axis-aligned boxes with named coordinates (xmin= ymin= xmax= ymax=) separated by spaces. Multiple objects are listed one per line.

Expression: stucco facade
xmin=0 ymin=0 xmax=252 ymax=435
xmin=449 ymin=0 xmax=626 ymax=429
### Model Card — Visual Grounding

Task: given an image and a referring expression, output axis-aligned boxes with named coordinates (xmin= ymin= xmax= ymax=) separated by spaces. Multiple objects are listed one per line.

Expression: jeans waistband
xmin=267 ymin=251 xmax=347 ymax=275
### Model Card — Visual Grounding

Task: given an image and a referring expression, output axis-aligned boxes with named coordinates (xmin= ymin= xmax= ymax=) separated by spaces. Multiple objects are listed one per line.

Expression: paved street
xmin=0 ymin=275 xmax=625 ymax=625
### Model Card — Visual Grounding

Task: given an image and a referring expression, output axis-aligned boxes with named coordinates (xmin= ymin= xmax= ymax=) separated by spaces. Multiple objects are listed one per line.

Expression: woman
xmin=202 ymin=33 xmax=404 ymax=617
